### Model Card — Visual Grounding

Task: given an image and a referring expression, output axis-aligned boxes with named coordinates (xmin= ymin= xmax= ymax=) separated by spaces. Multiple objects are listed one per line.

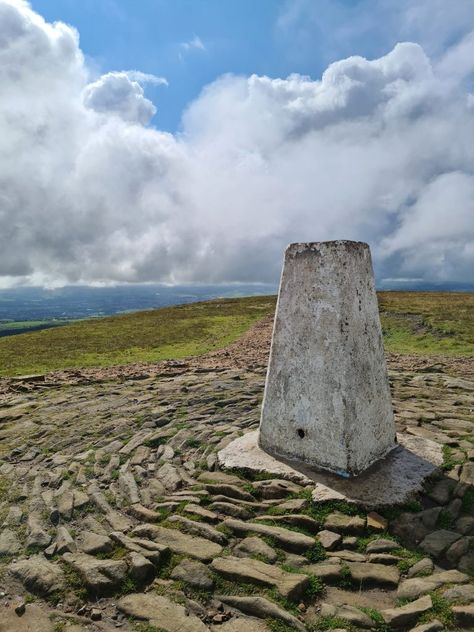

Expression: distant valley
xmin=0 ymin=284 xmax=276 ymax=337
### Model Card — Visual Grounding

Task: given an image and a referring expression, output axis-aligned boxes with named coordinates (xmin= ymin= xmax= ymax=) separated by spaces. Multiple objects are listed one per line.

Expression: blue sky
xmin=32 ymin=0 xmax=287 ymax=131
xmin=30 ymin=0 xmax=415 ymax=132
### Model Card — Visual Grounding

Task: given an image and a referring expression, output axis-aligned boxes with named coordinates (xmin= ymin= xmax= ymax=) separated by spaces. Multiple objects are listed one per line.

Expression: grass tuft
xmin=361 ymin=608 xmax=393 ymax=632
xmin=305 ymin=541 xmax=327 ymax=563
xmin=306 ymin=575 xmax=324 ymax=598
xmin=418 ymin=593 xmax=455 ymax=627
xmin=337 ymin=563 xmax=353 ymax=589
xmin=441 ymin=445 xmax=466 ymax=472
xmin=315 ymin=616 xmax=357 ymax=631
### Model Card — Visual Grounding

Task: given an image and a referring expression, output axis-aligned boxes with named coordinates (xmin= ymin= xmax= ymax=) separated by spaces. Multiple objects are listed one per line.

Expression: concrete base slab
xmin=218 ymin=431 xmax=443 ymax=509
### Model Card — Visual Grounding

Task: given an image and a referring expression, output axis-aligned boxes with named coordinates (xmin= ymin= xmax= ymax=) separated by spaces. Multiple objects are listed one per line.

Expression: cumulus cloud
xmin=0 ymin=0 xmax=473 ymax=287
xmin=83 ymin=72 xmax=158 ymax=125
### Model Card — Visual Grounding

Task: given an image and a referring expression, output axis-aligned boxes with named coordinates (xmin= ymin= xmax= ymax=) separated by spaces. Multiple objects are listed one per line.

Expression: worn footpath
xmin=0 ymin=317 xmax=473 ymax=631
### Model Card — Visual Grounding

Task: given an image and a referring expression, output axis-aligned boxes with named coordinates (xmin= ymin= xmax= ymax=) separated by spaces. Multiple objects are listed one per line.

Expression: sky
xmin=1 ymin=0 xmax=474 ymax=287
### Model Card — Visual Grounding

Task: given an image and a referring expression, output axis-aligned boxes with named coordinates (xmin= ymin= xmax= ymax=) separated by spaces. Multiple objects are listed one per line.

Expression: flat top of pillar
xmin=286 ymin=240 xmax=369 ymax=257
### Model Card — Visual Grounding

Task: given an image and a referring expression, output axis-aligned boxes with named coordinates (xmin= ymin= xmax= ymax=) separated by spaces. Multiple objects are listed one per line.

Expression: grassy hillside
xmin=0 ymin=296 xmax=276 ymax=377
xmin=0 ymin=291 xmax=472 ymax=377
xmin=378 ymin=291 xmax=474 ymax=356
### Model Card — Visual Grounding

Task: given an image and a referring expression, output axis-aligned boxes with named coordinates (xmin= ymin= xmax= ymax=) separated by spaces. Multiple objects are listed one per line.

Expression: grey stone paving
xmin=0 ymin=363 xmax=472 ymax=631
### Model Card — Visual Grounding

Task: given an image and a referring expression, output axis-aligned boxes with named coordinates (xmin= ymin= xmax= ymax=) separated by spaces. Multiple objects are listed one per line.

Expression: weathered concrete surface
xmin=218 ymin=430 xmax=443 ymax=509
xmin=259 ymin=241 xmax=396 ymax=477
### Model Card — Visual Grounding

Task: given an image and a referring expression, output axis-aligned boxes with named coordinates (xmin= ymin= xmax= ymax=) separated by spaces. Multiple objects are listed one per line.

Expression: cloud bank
xmin=1 ymin=0 xmax=473 ymax=287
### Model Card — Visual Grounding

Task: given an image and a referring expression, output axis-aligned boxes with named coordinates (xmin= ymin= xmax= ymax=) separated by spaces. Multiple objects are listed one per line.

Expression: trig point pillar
xmin=259 ymin=240 xmax=396 ymax=477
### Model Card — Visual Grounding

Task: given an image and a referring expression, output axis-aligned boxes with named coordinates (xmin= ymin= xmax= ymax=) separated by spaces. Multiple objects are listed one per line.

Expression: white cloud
xmin=0 ymin=0 xmax=473 ymax=287
xmin=180 ymin=35 xmax=206 ymax=53
xmin=83 ymin=72 xmax=157 ymax=125
xmin=82 ymin=71 xmax=167 ymax=126
xmin=125 ymin=70 xmax=168 ymax=86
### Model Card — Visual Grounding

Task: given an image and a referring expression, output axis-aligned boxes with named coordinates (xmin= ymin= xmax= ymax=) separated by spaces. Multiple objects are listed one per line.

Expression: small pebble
xmin=91 ymin=608 xmax=102 ymax=621
xmin=15 ymin=601 xmax=26 ymax=616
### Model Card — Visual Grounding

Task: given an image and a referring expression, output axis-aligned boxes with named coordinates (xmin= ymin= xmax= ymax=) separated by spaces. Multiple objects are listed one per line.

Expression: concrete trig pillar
xmin=259 ymin=241 xmax=396 ymax=477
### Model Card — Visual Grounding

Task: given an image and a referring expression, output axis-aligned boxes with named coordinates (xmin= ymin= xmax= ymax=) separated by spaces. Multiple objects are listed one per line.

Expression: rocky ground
xmin=0 ymin=317 xmax=473 ymax=632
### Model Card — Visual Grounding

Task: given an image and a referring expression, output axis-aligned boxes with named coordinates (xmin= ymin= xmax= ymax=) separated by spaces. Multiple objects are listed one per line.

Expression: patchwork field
xmin=0 ymin=292 xmax=472 ymax=631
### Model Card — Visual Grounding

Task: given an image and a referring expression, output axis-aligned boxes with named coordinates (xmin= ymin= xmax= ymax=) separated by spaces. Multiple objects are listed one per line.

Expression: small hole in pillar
xmin=297 ymin=428 xmax=305 ymax=439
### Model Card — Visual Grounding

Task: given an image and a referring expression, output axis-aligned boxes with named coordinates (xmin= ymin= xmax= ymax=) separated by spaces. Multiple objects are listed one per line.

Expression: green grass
xmin=0 ymin=475 xmax=10 ymax=502
xmin=134 ymin=624 xmax=167 ymax=632
xmin=0 ymin=291 xmax=473 ymax=376
xmin=337 ymin=563 xmax=354 ymax=589
xmin=185 ymin=438 xmax=202 ymax=448
xmin=0 ymin=296 xmax=275 ymax=376
xmin=304 ymin=541 xmax=327 ymax=563
xmin=296 ymin=494 xmax=365 ymax=524
xmin=0 ymin=319 xmax=65 ymax=332
xmin=306 ymin=575 xmax=325 ymax=598
xmin=267 ymin=620 xmax=299 ymax=632
xmin=361 ymin=608 xmax=393 ymax=632
xmin=396 ymin=548 xmax=427 ymax=575
xmin=58 ymin=563 xmax=88 ymax=602
xmin=441 ymin=445 xmax=466 ymax=472
xmin=436 ymin=508 xmax=455 ymax=530
xmin=315 ymin=616 xmax=357 ymax=631
xmin=462 ymin=486 xmax=474 ymax=514
xmin=417 ymin=593 xmax=455 ymax=628
xmin=116 ymin=576 xmax=139 ymax=596
xmin=378 ymin=291 xmax=474 ymax=356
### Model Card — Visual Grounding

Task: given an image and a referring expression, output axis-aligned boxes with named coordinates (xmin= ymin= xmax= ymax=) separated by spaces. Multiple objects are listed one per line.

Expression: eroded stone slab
xmin=211 ymin=556 xmax=309 ymax=600
xmin=223 ymin=518 xmax=314 ymax=553
xmin=9 ymin=556 xmax=65 ymax=596
xmin=398 ymin=570 xmax=469 ymax=600
xmin=382 ymin=595 xmax=433 ymax=627
xmin=62 ymin=552 xmax=127 ymax=594
xmin=0 ymin=604 xmax=55 ymax=632
xmin=320 ymin=602 xmax=373 ymax=629
xmin=117 ymin=593 xmax=208 ymax=632
xmin=217 ymin=595 xmax=306 ymax=632
xmin=131 ymin=524 xmax=223 ymax=561
xmin=346 ymin=561 xmax=400 ymax=588
xmin=218 ymin=430 xmax=443 ymax=509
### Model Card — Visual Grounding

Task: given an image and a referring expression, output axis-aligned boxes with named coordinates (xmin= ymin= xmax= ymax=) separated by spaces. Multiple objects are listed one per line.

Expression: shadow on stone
xmin=218 ymin=430 xmax=443 ymax=510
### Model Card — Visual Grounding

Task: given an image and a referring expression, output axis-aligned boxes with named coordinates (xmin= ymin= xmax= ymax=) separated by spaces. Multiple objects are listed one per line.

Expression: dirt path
xmin=1 ymin=314 xmax=473 ymax=399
